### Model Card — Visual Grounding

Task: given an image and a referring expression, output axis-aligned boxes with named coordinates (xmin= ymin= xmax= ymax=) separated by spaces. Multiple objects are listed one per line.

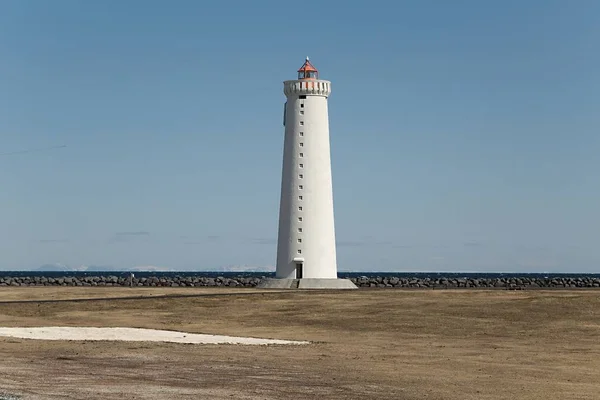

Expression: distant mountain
xmin=35 ymin=264 xmax=170 ymax=272
xmin=125 ymin=265 xmax=173 ymax=272
xmin=36 ymin=263 xmax=88 ymax=272
xmin=206 ymin=265 xmax=275 ymax=273
xmin=33 ymin=264 xmax=274 ymax=272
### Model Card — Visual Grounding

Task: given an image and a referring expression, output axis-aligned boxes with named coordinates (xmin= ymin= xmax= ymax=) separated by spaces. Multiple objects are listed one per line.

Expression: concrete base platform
xmin=257 ymin=278 xmax=357 ymax=290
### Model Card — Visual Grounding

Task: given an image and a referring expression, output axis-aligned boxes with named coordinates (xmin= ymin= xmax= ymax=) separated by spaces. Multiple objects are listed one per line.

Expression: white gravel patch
xmin=0 ymin=327 xmax=309 ymax=345
xmin=0 ymin=394 xmax=21 ymax=400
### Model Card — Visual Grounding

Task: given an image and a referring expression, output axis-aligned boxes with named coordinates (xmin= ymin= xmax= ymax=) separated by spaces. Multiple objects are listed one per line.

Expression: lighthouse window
xmin=299 ymin=174 xmax=303 ymax=179
xmin=299 ymin=95 xmax=306 ymax=99
xmin=298 ymin=228 xmax=303 ymax=232
xmin=299 ymin=121 xmax=304 ymax=126
xmin=299 ymin=132 xmax=304 ymax=137
xmin=299 ymin=163 xmax=304 ymax=168
xmin=300 ymin=103 xmax=304 ymax=108
xmin=300 ymin=110 xmax=304 ymax=115
xmin=298 ymin=185 xmax=303 ymax=190
xmin=297 ymin=249 xmax=302 ymax=254
xmin=298 ymin=195 xmax=303 ymax=200
xmin=298 ymin=206 xmax=303 ymax=211
xmin=299 ymin=153 xmax=303 ymax=157
xmin=298 ymin=217 xmax=303 ymax=222
xmin=299 ymin=143 xmax=304 ymax=147
xmin=298 ymin=238 xmax=302 ymax=243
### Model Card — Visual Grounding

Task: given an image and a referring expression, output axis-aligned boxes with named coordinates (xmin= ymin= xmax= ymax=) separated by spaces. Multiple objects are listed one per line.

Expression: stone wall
xmin=350 ymin=276 xmax=600 ymax=289
xmin=0 ymin=275 xmax=599 ymax=289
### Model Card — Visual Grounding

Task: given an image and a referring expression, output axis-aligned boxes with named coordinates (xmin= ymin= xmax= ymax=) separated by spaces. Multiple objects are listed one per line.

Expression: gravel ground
xmin=0 ymin=288 xmax=599 ymax=399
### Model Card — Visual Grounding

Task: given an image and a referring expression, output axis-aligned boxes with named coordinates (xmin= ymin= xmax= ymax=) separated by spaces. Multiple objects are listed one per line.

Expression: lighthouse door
xmin=295 ymin=263 xmax=303 ymax=279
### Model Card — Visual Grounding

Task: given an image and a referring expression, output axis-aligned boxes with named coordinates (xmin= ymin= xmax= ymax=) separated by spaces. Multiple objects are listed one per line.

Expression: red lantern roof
xmin=297 ymin=57 xmax=319 ymax=80
xmin=298 ymin=57 xmax=318 ymax=73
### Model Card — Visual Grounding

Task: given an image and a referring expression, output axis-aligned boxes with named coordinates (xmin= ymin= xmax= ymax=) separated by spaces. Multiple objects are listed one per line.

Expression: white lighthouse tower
xmin=260 ymin=58 xmax=356 ymax=290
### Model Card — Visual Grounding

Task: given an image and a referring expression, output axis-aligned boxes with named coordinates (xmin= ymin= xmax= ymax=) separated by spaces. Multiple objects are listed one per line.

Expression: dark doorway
xmin=295 ymin=263 xmax=303 ymax=279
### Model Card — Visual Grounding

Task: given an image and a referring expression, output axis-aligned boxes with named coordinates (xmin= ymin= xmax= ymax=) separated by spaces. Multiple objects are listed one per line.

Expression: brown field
xmin=0 ymin=288 xmax=599 ymax=399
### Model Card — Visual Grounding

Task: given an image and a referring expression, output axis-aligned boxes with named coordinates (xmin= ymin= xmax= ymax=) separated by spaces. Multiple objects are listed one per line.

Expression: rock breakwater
xmin=0 ymin=275 xmax=599 ymax=289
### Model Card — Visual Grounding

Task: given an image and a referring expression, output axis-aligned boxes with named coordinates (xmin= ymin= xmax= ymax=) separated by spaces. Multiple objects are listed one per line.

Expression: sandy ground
xmin=0 ymin=288 xmax=599 ymax=399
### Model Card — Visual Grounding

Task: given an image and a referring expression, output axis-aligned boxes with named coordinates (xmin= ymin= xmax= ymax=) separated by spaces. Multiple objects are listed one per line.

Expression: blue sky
xmin=0 ymin=0 xmax=599 ymax=272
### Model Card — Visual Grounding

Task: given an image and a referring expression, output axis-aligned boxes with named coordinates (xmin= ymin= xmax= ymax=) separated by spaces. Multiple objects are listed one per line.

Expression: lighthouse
xmin=260 ymin=58 xmax=357 ymax=290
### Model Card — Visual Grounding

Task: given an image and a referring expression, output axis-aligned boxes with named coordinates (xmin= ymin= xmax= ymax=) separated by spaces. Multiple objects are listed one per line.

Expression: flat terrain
xmin=0 ymin=288 xmax=598 ymax=399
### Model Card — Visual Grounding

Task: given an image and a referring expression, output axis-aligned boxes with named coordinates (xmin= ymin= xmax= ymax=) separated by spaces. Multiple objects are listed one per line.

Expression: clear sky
xmin=0 ymin=0 xmax=598 ymax=272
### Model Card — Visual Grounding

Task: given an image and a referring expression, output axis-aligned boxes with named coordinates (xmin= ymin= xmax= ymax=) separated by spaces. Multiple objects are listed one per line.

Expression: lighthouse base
xmin=257 ymin=278 xmax=357 ymax=290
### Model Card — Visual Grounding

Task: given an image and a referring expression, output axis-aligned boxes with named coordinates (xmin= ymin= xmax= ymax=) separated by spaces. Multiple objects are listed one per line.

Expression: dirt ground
xmin=0 ymin=288 xmax=598 ymax=400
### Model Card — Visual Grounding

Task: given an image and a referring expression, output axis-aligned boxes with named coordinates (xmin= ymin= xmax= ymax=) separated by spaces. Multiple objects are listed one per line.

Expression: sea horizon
xmin=1 ymin=271 xmax=599 ymax=279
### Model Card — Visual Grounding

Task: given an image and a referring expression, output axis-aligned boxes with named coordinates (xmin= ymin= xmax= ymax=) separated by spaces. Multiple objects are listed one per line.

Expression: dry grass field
xmin=0 ymin=288 xmax=598 ymax=399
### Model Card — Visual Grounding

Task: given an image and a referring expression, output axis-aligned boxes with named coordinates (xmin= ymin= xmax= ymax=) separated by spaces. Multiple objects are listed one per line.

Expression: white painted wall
xmin=275 ymin=79 xmax=338 ymax=279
